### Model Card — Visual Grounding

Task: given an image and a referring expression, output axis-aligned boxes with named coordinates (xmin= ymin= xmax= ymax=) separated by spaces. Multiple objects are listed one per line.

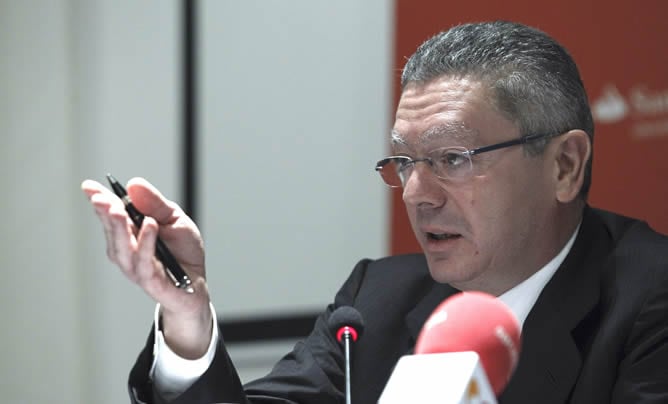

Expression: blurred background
xmin=1 ymin=1 xmax=666 ymax=403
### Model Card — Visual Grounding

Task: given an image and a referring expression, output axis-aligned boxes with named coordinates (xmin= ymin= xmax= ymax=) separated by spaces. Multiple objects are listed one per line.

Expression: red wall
xmin=391 ymin=0 xmax=668 ymax=254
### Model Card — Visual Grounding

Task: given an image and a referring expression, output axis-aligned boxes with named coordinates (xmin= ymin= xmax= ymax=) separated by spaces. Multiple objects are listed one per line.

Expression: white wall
xmin=0 ymin=1 xmax=82 ymax=402
xmin=0 ymin=0 xmax=392 ymax=401
xmin=200 ymin=0 xmax=392 ymax=316
xmin=1 ymin=1 xmax=180 ymax=403
xmin=199 ymin=0 xmax=393 ymax=381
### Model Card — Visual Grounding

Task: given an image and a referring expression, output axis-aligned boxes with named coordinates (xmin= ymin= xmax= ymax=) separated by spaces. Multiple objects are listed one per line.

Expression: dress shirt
xmin=498 ymin=224 xmax=580 ymax=329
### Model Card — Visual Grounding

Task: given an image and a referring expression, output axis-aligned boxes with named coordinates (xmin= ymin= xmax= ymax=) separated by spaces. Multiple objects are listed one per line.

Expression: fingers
xmin=81 ymin=179 xmax=161 ymax=284
xmin=124 ymin=177 xmax=201 ymax=258
xmin=84 ymin=177 xmax=181 ymax=226
xmin=134 ymin=216 xmax=204 ymax=307
xmin=134 ymin=216 xmax=174 ymax=297
xmin=127 ymin=177 xmax=184 ymax=226
xmin=81 ymin=177 xmax=206 ymax=308
xmin=81 ymin=179 xmax=109 ymax=197
xmin=83 ymin=180 xmax=129 ymax=265
xmin=106 ymin=200 xmax=140 ymax=276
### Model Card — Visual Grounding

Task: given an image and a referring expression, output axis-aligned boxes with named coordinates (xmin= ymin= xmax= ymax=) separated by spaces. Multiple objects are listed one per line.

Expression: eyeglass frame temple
xmin=467 ymin=132 xmax=564 ymax=156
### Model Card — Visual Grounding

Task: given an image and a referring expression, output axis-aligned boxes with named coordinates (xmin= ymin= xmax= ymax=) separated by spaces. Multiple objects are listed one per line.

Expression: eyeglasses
xmin=375 ymin=132 xmax=564 ymax=188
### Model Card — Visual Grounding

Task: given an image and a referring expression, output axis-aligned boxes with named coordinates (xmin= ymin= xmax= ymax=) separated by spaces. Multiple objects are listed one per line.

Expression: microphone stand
xmin=329 ymin=308 xmax=363 ymax=404
xmin=342 ymin=328 xmax=353 ymax=404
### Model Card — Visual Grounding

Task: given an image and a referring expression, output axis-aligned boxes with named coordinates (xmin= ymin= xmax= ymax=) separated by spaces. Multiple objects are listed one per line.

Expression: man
xmin=82 ymin=21 xmax=668 ymax=403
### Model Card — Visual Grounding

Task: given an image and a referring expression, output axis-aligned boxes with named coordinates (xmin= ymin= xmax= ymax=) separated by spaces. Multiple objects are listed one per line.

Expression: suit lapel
xmin=500 ymin=207 xmax=609 ymax=404
xmin=405 ymin=282 xmax=461 ymax=351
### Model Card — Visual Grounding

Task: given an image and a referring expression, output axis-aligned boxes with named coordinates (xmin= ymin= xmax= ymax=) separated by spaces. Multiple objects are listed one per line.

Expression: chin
xmin=426 ymin=258 xmax=478 ymax=285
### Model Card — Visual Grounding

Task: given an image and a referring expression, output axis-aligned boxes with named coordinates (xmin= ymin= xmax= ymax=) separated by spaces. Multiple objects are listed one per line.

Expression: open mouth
xmin=427 ymin=232 xmax=461 ymax=241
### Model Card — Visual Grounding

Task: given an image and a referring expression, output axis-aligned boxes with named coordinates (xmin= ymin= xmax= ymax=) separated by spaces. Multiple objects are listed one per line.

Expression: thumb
xmin=126 ymin=177 xmax=182 ymax=225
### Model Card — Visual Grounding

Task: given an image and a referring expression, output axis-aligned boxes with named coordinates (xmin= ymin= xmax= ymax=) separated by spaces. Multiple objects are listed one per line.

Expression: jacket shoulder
xmin=592 ymin=207 xmax=668 ymax=267
xmin=339 ymin=254 xmax=435 ymax=318
xmin=589 ymin=207 xmax=668 ymax=316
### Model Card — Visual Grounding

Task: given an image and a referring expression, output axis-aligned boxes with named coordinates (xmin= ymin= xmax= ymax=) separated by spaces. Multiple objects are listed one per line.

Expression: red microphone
xmin=414 ymin=291 xmax=521 ymax=396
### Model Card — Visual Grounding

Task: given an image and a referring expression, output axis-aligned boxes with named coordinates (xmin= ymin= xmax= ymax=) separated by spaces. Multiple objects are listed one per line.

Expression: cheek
xmin=466 ymin=176 xmax=520 ymax=240
xmin=403 ymin=203 xmax=423 ymax=241
xmin=470 ymin=164 xmax=550 ymax=241
xmin=466 ymin=176 xmax=502 ymax=217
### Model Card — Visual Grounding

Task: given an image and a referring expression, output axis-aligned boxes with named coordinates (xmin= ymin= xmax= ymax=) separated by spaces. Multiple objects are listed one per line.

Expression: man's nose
xmin=402 ymin=162 xmax=446 ymax=208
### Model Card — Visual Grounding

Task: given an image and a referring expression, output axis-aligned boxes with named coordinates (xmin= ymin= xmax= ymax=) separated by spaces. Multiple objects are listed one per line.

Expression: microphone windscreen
xmin=327 ymin=306 xmax=365 ymax=341
xmin=414 ymin=291 xmax=521 ymax=396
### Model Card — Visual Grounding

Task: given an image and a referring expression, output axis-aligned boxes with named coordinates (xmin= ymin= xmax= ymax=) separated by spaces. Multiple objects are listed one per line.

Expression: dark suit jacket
xmin=128 ymin=207 xmax=668 ymax=403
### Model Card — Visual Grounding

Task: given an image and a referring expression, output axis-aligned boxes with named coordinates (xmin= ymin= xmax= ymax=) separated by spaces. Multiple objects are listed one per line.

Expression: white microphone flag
xmin=378 ymin=351 xmax=497 ymax=404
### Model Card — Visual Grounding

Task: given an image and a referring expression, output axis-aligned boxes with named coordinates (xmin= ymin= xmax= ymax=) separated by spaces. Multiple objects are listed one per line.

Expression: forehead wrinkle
xmin=391 ymin=123 xmax=479 ymax=148
xmin=420 ymin=123 xmax=477 ymax=144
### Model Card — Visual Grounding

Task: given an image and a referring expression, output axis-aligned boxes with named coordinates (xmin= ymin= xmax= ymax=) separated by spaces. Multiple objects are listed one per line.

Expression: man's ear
xmin=552 ymin=130 xmax=591 ymax=203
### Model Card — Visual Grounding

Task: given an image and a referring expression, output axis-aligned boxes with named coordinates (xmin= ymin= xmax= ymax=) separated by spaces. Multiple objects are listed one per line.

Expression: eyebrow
xmin=391 ymin=123 xmax=479 ymax=148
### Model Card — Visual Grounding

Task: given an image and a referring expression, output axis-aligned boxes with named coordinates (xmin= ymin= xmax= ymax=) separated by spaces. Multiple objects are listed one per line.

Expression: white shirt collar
xmin=497 ymin=223 xmax=581 ymax=330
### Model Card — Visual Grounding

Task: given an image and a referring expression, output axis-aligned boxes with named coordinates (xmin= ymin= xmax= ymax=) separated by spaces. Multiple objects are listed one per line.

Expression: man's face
xmin=393 ymin=76 xmax=557 ymax=294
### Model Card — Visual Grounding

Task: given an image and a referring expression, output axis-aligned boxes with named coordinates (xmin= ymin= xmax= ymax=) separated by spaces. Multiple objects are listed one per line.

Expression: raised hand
xmin=82 ymin=177 xmax=212 ymax=359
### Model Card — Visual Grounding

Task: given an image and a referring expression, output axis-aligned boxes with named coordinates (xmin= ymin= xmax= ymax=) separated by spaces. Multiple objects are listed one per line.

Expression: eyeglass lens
xmin=376 ymin=147 xmax=473 ymax=187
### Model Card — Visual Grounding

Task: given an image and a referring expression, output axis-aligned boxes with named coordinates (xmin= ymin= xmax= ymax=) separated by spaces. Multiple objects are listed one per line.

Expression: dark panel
xmin=182 ymin=0 xmax=198 ymax=220
xmin=219 ymin=312 xmax=320 ymax=343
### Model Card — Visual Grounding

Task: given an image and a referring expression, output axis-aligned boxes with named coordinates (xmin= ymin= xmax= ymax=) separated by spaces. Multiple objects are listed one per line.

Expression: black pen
xmin=106 ymin=174 xmax=194 ymax=293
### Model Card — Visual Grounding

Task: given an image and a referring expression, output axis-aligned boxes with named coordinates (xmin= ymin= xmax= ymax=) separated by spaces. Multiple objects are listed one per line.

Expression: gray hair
xmin=401 ymin=21 xmax=594 ymax=199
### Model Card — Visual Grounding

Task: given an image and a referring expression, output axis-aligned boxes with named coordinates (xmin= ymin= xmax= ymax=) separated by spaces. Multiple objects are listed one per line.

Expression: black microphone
xmin=328 ymin=306 xmax=365 ymax=404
